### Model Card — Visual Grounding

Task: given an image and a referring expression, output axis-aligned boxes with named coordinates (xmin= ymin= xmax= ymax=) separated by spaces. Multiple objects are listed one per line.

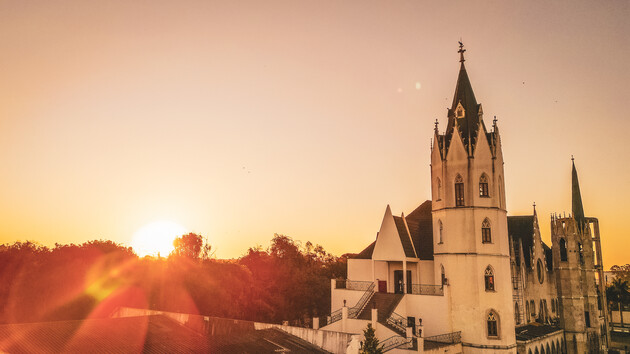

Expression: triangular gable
xmin=372 ymin=205 xmax=408 ymax=261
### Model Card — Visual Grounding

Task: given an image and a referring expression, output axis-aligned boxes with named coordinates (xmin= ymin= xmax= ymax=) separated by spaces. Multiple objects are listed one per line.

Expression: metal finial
xmin=571 ymin=155 xmax=574 ymax=162
xmin=434 ymin=118 xmax=439 ymax=130
xmin=493 ymin=116 xmax=498 ymax=125
xmin=458 ymin=40 xmax=466 ymax=63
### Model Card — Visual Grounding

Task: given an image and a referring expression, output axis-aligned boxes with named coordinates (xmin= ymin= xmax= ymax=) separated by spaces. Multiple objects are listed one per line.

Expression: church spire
xmin=571 ymin=157 xmax=585 ymax=231
xmin=450 ymin=42 xmax=477 ymax=113
xmin=443 ymin=42 xmax=482 ymax=156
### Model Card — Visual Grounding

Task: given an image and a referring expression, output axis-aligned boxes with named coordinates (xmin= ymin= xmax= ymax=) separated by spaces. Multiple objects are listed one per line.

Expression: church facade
xmin=319 ymin=47 xmax=609 ymax=354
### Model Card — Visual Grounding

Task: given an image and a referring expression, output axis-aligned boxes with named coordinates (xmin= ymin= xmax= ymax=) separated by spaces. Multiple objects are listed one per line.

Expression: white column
xmin=371 ymin=259 xmax=375 ymax=285
xmin=312 ymin=317 xmax=319 ymax=330
xmin=417 ymin=322 xmax=424 ymax=353
xmin=371 ymin=308 xmax=378 ymax=328
xmin=342 ymin=305 xmax=348 ymax=332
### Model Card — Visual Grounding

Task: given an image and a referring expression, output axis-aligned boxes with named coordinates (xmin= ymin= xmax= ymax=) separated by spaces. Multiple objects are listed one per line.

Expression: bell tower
xmin=430 ymin=44 xmax=516 ymax=352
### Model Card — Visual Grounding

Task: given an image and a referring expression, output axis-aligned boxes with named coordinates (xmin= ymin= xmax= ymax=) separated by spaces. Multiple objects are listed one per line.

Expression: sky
xmin=0 ymin=0 xmax=628 ymax=266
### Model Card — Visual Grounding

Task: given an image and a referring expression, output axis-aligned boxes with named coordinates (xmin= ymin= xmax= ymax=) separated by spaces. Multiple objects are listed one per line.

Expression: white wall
xmin=331 ymin=288 xmax=364 ymax=312
xmin=419 ymin=260 xmax=435 ymax=285
xmin=374 ymin=261 xmax=388 ymax=288
xmin=393 ymin=289 xmax=451 ymax=337
xmin=348 ymin=259 xmax=372 ymax=281
xmin=372 ymin=205 xmax=407 ymax=261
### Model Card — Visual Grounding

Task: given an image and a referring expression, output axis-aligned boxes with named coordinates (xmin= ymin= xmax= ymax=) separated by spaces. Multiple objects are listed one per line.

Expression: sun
xmin=131 ymin=220 xmax=188 ymax=257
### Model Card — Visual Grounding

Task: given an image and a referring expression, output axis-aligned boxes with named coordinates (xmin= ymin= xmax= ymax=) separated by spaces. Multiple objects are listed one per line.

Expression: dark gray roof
xmin=508 ymin=215 xmax=535 ymax=268
xmin=0 ymin=315 xmax=329 ymax=353
xmin=355 ymin=201 xmax=434 ymax=261
xmin=353 ymin=241 xmax=375 ymax=259
xmin=508 ymin=215 xmax=554 ymax=270
xmin=543 ymin=243 xmax=553 ymax=271
xmin=393 ymin=216 xmax=416 ymax=258
xmin=0 ymin=315 xmax=209 ymax=353
xmin=405 ymin=200 xmax=434 ymax=260
xmin=440 ymin=60 xmax=492 ymax=158
xmin=515 ymin=323 xmax=562 ymax=341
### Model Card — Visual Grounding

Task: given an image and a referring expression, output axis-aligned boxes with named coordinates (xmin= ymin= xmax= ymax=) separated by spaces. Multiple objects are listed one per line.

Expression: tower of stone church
xmin=430 ymin=44 xmax=516 ymax=353
xmin=551 ymin=160 xmax=607 ymax=353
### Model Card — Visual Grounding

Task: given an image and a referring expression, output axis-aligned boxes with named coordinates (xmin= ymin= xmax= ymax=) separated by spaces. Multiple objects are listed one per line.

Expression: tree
xmin=359 ymin=323 xmax=383 ymax=354
xmin=611 ymin=264 xmax=630 ymax=284
xmin=607 ymin=278 xmax=630 ymax=325
xmin=171 ymin=233 xmax=204 ymax=259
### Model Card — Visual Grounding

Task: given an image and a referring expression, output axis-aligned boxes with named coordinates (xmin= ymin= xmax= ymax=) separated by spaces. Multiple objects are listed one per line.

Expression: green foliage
xmin=0 ymin=234 xmax=346 ymax=326
xmin=359 ymin=323 xmax=383 ymax=354
xmin=171 ymin=233 xmax=204 ymax=259
xmin=611 ymin=264 xmax=630 ymax=284
xmin=607 ymin=278 xmax=630 ymax=311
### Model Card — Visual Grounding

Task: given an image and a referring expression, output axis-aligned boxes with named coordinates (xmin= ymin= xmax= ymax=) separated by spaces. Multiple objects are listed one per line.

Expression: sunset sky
xmin=0 ymin=1 xmax=628 ymax=266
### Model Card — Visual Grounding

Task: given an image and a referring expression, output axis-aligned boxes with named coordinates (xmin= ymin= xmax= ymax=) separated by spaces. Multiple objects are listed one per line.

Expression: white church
xmin=317 ymin=45 xmax=609 ymax=354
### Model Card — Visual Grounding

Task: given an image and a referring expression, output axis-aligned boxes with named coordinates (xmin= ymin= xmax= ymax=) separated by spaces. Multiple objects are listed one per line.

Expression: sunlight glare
xmin=131 ymin=220 xmax=187 ymax=257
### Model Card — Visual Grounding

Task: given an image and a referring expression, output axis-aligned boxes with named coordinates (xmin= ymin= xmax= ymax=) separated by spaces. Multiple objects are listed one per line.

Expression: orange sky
xmin=0 ymin=0 xmax=628 ymax=267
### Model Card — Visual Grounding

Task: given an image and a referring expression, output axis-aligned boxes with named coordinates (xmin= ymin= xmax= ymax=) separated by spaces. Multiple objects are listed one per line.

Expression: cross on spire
xmin=458 ymin=40 xmax=466 ymax=63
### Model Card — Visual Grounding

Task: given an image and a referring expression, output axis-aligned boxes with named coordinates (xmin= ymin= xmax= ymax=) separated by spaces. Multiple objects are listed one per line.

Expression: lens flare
xmin=131 ymin=221 xmax=187 ymax=257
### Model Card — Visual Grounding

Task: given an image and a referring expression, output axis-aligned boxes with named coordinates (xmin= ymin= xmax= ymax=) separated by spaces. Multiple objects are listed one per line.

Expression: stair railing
xmin=319 ymin=308 xmax=342 ymax=327
xmin=348 ymin=282 xmax=375 ymax=318
xmin=424 ymin=331 xmax=461 ymax=344
xmin=321 ymin=281 xmax=375 ymax=326
xmin=380 ymin=335 xmax=412 ymax=352
xmin=385 ymin=311 xmax=407 ymax=335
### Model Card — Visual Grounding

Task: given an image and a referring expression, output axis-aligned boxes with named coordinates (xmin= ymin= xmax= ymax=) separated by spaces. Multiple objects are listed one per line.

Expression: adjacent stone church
xmin=319 ymin=46 xmax=609 ymax=354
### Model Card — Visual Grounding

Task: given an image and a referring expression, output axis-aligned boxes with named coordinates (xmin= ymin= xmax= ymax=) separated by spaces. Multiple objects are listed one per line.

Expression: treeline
xmin=0 ymin=234 xmax=347 ymax=325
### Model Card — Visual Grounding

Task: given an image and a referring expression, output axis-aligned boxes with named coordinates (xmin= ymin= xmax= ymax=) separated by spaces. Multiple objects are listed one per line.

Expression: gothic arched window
xmin=455 ymin=174 xmax=464 ymax=207
xmin=530 ymin=300 xmax=536 ymax=316
xmin=437 ymin=178 xmax=442 ymax=201
xmin=537 ymin=259 xmax=544 ymax=284
xmin=484 ymin=266 xmax=495 ymax=291
xmin=526 ymin=302 xmax=530 ymax=321
xmin=482 ymin=218 xmax=492 ymax=243
xmin=514 ymin=302 xmax=520 ymax=324
xmin=559 ymin=238 xmax=568 ymax=262
xmin=578 ymin=243 xmax=584 ymax=265
xmin=438 ymin=220 xmax=443 ymax=244
xmin=487 ymin=310 xmax=499 ymax=338
xmin=479 ymin=173 xmax=489 ymax=197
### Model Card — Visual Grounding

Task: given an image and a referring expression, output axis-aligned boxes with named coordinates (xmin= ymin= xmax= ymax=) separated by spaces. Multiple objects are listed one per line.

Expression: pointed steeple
xmin=444 ymin=42 xmax=486 ymax=156
xmin=450 ymin=59 xmax=478 ymax=114
xmin=571 ymin=157 xmax=585 ymax=231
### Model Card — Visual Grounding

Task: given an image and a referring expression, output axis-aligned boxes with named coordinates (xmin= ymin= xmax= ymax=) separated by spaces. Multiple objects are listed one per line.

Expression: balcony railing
xmin=335 ymin=279 xmax=374 ymax=291
xmin=411 ymin=284 xmax=444 ymax=296
xmin=424 ymin=331 xmax=462 ymax=344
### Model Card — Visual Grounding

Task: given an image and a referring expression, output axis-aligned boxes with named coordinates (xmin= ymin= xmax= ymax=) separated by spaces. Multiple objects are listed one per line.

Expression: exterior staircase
xmin=357 ymin=293 xmax=405 ymax=335
xmin=357 ymin=293 xmax=403 ymax=321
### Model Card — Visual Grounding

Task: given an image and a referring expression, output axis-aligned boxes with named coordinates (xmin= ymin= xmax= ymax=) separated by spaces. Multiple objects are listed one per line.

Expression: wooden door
xmin=378 ymin=280 xmax=387 ymax=293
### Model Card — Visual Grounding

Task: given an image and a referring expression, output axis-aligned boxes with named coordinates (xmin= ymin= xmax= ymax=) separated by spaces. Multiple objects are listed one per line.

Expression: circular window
xmin=536 ymin=259 xmax=544 ymax=284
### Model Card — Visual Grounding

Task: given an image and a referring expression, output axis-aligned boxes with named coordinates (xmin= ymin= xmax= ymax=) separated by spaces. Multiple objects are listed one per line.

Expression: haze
xmin=0 ymin=0 xmax=628 ymax=266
